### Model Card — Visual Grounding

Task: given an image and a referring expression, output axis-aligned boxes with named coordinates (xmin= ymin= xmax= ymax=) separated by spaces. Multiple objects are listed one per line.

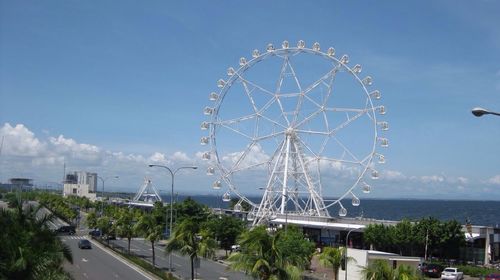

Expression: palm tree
xmin=318 ymin=246 xmax=354 ymax=280
xmin=115 ymin=208 xmax=136 ymax=254
xmin=134 ymin=212 xmax=163 ymax=266
xmin=0 ymin=202 xmax=73 ymax=279
xmin=227 ymin=226 xmax=301 ymax=280
xmin=165 ymin=218 xmax=217 ymax=280
xmin=362 ymin=259 xmax=421 ymax=280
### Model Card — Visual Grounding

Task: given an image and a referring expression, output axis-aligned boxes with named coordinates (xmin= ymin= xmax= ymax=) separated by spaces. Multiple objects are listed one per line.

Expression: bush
xmin=456 ymin=265 xmax=500 ymax=277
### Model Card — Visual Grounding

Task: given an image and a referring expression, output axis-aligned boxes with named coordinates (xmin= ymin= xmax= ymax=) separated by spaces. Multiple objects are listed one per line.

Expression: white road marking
xmin=219 ymin=278 xmax=228 ymax=280
xmin=82 ymin=258 xmax=88 ymax=262
xmin=82 ymin=272 xmax=89 ymax=279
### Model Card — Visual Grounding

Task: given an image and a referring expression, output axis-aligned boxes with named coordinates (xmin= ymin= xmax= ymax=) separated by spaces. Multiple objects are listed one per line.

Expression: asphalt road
xmin=62 ymin=235 xmax=153 ymax=280
xmin=109 ymin=238 xmax=252 ymax=280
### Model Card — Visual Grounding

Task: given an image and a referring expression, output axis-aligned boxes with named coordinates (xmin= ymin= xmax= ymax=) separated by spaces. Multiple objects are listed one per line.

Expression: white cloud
xmin=222 ymin=144 xmax=270 ymax=168
xmin=170 ymin=151 xmax=191 ymax=162
xmin=488 ymin=175 xmax=500 ymax=185
xmin=148 ymin=152 xmax=168 ymax=163
xmin=420 ymin=175 xmax=445 ymax=183
xmin=0 ymin=123 xmax=45 ymax=156
xmin=382 ymin=170 xmax=407 ymax=181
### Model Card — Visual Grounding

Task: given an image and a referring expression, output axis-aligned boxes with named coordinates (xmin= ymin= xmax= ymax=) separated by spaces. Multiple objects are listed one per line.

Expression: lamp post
xmin=148 ymin=164 xmax=198 ymax=272
xmin=472 ymin=107 xmax=500 ymax=117
xmin=344 ymin=227 xmax=358 ymax=280
xmin=97 ymin=175 xmax=119 ymax=217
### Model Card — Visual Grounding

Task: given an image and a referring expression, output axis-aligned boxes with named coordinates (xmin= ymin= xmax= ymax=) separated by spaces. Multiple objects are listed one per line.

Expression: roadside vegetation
xmin=0 ymin=197 xmax=73 ymax=279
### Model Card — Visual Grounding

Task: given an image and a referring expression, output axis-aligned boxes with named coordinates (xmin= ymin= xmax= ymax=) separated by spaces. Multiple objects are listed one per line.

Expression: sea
xmin=160 ymin=194 xmax=500 ymax=227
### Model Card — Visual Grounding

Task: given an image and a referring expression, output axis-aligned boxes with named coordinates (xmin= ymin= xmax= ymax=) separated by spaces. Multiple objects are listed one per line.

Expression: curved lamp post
xmin=472 ymin=107 xmax=500 ymax=117
xmin=97 ymin=175 xmax=119 ymax=216
xmin=148 ymin=164 xmax=198 ymax=272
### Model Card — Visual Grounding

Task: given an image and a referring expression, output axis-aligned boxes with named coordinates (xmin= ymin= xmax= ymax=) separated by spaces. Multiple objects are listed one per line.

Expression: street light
xmin=148 ymin=164 xmax=198 ymax=272
xmin=97 ymin=175 xmax=119 ymax=216
xmin=472 ymin=107 xmax=500 ymax=117
xmin=344 ymin=227 xmax=359 ymax=280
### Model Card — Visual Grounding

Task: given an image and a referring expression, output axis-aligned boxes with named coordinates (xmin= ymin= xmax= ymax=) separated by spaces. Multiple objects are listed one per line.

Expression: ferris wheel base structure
xmin=201 ymin=40 xmax=388 ymax=226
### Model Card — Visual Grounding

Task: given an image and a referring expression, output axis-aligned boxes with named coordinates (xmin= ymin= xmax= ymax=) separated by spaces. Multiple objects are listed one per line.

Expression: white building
xmin=63 ymin=171 xmax=98 ymax=201
xmin=339 ymin=248 xmax=421 ymax=280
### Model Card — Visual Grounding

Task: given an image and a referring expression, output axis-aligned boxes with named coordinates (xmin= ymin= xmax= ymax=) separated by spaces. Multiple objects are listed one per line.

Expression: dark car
xmin=422 ymin=263 xmax=444 ymax=278
xmin=78 ymin=239 xmax=92 ymax=249
xmin=486 ymin=273 xmax=500 ymax=280
xmin=89 ymin=229 xmax=101 ymax=237
xmin=56 ymin=225 xmax=76 ymax=235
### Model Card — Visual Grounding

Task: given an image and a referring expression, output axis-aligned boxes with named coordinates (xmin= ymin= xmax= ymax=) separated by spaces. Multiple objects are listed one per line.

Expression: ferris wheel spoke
xmin=235 ymin=74 xmax=276 ymax=97
xmin=258 ymin=114 xmax=288 ymax=130
xmin=241 ymin=79 xmax=259 ymax=114
xmin=302 ymin=66 xmax=340 ymax=97
xmin=218 ymin=123 xmax=253 ymax=140
xmin=294 ymin=129 xmax=329 ymax=136
xmin=231 ymin=160 xmax=269 ymax=173
xmin=332 ymin=136 xmax=360 ymax=162
xmin=253 ymin=131 xmax=285 ymax=142
xmin=327 ymin=109 xmax=367 ymax=135
xmin=227 ymin=142 xmax=259 ymax=174
xmin=216 ymin=114 xmax=257 ymax=125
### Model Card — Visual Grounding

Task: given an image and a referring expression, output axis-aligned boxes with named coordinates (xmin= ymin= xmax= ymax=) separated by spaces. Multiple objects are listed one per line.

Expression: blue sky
xmin=1 ymin=1 xmax=499 ymax=201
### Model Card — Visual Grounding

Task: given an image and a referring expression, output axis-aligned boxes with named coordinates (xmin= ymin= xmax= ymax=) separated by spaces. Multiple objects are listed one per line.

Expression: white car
xmin=441 ymin=267 xmax=463 ymax=280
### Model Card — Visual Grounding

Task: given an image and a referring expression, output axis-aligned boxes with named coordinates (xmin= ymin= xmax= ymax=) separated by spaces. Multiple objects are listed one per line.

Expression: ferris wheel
xmin=201 ymin=40 xmax=388 ymax=225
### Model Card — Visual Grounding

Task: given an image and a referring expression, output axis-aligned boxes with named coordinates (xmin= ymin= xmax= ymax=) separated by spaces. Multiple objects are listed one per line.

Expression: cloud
xmin=170 ymin=151 xmax=191 ymax=162
xmin=0 ymin=123 xmax=45 ymax=156
xmin=382 ymin=170 xmax=407 ymax=181
xmin=488 ymin=175 xmax=500 ymax=185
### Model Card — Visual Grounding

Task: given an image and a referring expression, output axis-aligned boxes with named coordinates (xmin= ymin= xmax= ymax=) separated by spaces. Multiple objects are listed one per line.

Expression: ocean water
xmin=162 ymin=194 xmax=500 ymax=227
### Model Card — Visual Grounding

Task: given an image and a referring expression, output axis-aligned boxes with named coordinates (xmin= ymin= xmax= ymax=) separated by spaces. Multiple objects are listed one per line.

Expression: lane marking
xmin=82 ymin=258 xmax=88 ymax=262
xmin=88 ymin=239 xmax=154 ymax=280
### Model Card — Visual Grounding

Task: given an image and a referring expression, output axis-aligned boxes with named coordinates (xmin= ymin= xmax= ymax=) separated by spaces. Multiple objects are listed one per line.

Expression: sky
xmin=1 ymin=1 xmax=499 ymax=201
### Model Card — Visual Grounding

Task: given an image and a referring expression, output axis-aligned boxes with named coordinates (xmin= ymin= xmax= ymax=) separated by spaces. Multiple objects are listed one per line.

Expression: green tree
xmin=166 ymin=218 xmax=217 ymax=280
xmin=227 ymin=226 xmax=302 ymax=280
xmin=115 ymin=208 xmax=136 ymax=254
xmin=204 ymin=215 xmax=245 ymax=255
xmin=134 ymin=212 xmax=163 ymax=266
xmin=0 ymin=203 xmax=73 ymax=279
xmin=394 ymin=219 xmax=416 ymax=256
xmin=276 ymin=225 xmax=315 ymax=270
xmin=86 ymin=211 xmax=98 ymax=230
xmin=318 ymin=246 xmax=353 ymax=280
xmin=362 ymin=259 xmax=421 ymax=280
xmin=175 ymin=197 xmax=209 ymax=224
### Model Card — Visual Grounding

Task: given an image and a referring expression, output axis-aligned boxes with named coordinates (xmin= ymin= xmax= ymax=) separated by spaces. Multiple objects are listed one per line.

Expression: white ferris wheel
xmin=201 ymin=40 xmax=388 ymax=225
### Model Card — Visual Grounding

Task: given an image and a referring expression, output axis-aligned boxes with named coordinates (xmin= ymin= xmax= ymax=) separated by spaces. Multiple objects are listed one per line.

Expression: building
xmin=339 ymin=248 xmax=420 ymax=280
xmin=63 ymin=171 xmax=97 ymax=201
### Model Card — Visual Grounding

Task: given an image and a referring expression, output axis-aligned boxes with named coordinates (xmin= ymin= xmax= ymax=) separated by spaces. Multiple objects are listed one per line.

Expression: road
xmin=109 ymin=238 xmax=252 ymax=280
xmin=61 ymin=234 xmax=153 ymax=280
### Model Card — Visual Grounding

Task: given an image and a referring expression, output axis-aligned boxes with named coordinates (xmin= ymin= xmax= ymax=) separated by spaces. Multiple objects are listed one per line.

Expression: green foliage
xmin=115 ymin=208 xmax=137 ymax=254
xmin=364 ymin=217 xmax=465 ymax=260
xmin=166 ymin=218 xmax=217 ymax=280
xmin=174 ymin=197 xmax=209 ymax=224
xmin=0 ymin=203 xmax=73 ymax=279
xmin=86 ymin=211 xmax=98 ymax=229
xmin=276 ymin=226 xmax=315 ymax=269
xmin=456 ymin=264 xmax=500 ymax=277
xmin=318 ymin=247 xmax=353 ymax=280
xmin=227 ymin=225 xmax=310 ymax=280
xmin=362 ymin=259 xmax=421 ymax=280
xmin=203 ymin=215 xmax=245 ymax=252
xmin=38 ymin=193 xmax=77 ymax=224
xmin=134 ymin=212 xmax=163 ymax=266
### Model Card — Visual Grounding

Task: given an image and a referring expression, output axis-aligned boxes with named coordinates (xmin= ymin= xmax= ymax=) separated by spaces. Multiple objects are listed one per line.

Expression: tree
xmin=361 ymin=259 xmax=420 ymax=280
xmin=175 ymin=197 xmax=209 ymax=224
xmin=276 ymin=225 xmax=315 ymax=270
xmin=204 ymin=215 xmax=245 ymax=255
xmin=115 ymin=208 xmax=136 ymax=254
xmin=227 ymin=226 xmax=303 ymax=280
xmin=166 ymin=218 xmax=217 ymax=280
xmin=318 ymin=246 xmax=354 ymax=280
xmin=86 ymin=211 xmax=98 ymax=230
xmin=134 ymin=212 xmax=163 ymax=266
xmin=0 ymin=203 xmax=73 ymax=279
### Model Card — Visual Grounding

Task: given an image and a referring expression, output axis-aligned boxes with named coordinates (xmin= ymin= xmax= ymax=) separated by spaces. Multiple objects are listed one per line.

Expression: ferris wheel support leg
xmin=280 ymin=136 xmax=291 ymax=214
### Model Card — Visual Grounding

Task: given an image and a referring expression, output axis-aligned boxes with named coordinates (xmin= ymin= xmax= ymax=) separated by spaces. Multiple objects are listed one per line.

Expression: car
xmin=485 ymin=273 xmax=500 ymax=280
xmin=56 ymin=225 xmax=76 ymax=235
xmin=422 ymin=263 xmax=444 ymax=278
xmin=78 ymin=239 xmax=92 ymax=249
xmin=231 ymin=244 xmax=241 ymax=252
xmin=441 ymin=267 xmax=463 ymax=280
xmin=89 ymin=229 xmax=101 ymax=237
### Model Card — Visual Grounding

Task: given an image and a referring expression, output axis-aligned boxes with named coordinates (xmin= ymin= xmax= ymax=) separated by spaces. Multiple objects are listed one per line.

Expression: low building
xmin=63 ymin=183 xmax=96 ymax=201
xmin=339 ymin=248 xmax=421 ymax=280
